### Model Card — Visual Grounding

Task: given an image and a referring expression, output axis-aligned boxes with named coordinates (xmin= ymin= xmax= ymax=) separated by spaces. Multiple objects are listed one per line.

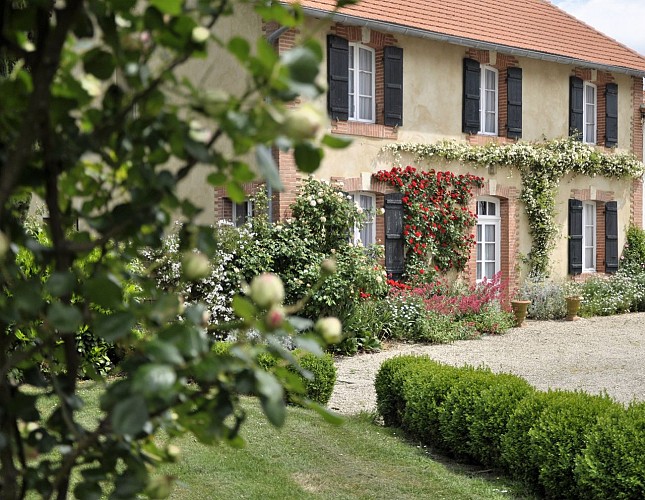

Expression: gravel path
xmin=328 ymin=312 xmax=645 ymax=415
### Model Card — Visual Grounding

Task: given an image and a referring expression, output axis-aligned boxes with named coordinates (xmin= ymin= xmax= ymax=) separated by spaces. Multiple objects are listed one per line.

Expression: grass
xmin=55 ymin=382 xmax=532 ymax=499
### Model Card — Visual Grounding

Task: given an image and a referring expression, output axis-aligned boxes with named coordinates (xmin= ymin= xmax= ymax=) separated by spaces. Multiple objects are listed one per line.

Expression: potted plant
xmin=564 ymin=281 xmax=583 ymax=321
xmin=565 ymin=295 xmax=583 ymax=321
xmin=510 ymin=292 xmax=531 ymax=327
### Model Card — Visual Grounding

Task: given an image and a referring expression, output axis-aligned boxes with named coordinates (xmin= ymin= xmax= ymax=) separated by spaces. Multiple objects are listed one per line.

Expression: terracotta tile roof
xmin=296 ymin=0 xmax=645 ymax=75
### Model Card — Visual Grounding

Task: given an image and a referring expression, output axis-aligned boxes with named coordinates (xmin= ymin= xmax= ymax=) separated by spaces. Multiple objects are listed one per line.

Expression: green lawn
xmin=70 ymin=382 xmax=530 ymax=499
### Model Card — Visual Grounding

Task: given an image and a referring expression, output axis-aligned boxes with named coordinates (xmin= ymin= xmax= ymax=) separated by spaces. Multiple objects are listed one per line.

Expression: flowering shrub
xmin=385 ymin=273 xmax=514 ymax=340
xmin=374 ymin=166 xmax=483 ymax=281
xmin=290 ymin=177 xmax=367 ymax=254
xmin=520 ymin=279 xmax=569 ymax=320
xmin=381 ymin=137 xmax=644 ymax=277
xmin=137 ymin=222 xmax=243 ymax=325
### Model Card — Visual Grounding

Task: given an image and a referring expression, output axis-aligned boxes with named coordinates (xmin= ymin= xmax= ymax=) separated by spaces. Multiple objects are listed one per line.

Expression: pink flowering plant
xmin=374 ymin=166 xmax=483 ymax=282
xmin=387 ymin=272 xmax=514 ymax=338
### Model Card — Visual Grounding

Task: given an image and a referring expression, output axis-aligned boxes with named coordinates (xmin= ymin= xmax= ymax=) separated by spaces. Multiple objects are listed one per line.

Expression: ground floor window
xmin=233 ymin=200 xmax=253 ymax=227
xmin=350 ymin=192 xmax=376 ymax=245
xmin=476 ymin=197 xmax=500 ymax=282
xmin=582 ymin=201 xmax=596 ymax=272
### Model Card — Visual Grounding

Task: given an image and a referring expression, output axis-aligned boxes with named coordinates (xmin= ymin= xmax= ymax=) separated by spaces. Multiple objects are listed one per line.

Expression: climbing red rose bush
xmin=374 ymin=166 xmax=484 ymax=281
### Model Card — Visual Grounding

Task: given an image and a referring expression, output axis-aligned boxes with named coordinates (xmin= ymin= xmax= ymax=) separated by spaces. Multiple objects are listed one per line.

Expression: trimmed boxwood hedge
xmin=213 ymin=342 xmax=336 ymax=405
xmin=376 ymin=356 xmax=645 ymax=499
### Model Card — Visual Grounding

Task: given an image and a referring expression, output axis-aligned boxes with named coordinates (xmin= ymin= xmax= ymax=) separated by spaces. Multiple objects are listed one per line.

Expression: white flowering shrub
xmin=137 ymin=222 xmax=248 ymax=326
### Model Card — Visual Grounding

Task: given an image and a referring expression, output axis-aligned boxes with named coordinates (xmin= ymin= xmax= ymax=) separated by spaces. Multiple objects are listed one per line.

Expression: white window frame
xmin=583 ymin=82 xmax=597 ymax=144
xmin=475 ymin=197 xmax=501 ymax=282
xmin=479 ymin=65 xmax=498 ymax=135
xmin=350 ymin=192 xmax=376 ymax=245
xmin=348 ymin=43 xmax=376 ymax=123
xmin=232 ymin=200 xmax=253 ymax=227
xmin=582 ymin=201 xmax=596 ymax=272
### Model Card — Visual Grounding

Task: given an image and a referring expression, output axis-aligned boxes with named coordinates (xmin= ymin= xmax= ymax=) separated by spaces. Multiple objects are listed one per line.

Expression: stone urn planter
xmin=565 ymin=295 xmax=583 ymax=321
xmin=510 ymin=300 xmax=531 ymax=327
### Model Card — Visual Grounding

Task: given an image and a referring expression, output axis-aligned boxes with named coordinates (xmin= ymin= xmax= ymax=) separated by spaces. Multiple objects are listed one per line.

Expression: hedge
xmin=213 ymin=342 xmax=336 ymax=405
xmin=376 ymin=356 xmax=644 ymax=499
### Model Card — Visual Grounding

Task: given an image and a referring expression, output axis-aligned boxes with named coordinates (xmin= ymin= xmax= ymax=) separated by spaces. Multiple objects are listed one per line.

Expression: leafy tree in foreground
xmin=0 ymin=1 xmax=351 ymax=498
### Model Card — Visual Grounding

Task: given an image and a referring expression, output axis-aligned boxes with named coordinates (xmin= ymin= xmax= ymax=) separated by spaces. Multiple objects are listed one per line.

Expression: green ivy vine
xmin=381 ymin=137 xmax=644 ymax=277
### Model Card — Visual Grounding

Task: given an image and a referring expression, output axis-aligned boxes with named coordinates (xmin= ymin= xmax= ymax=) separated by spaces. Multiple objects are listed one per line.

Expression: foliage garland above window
xmin=381 ymin=138 xmax=645 ymax=277
xmin=374 ymin=166 xmax=483 ymax=281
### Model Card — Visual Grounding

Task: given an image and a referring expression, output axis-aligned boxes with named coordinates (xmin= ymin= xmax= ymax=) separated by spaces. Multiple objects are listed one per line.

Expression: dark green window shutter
xmin=462 ymin=58 xmax=480 ymax=134
xmin=384 ymin=193 xmax=405 ymax=281
xmin=605 ymin=83 xmax=618 ymax=147
xmin=384 ymin=46 xmax=403 ymax=127
xmin=568 ymin=199 xmax=583 ymax=275
xmin=569 ymin=76 xmax=584 ymax=140
xmin=327 ymin=35 xmax=349 ymax=120
xmin=605 ymin=201 xmax=619 ymax=273
xmin=507 ymin=67 xmax=522 ymax=138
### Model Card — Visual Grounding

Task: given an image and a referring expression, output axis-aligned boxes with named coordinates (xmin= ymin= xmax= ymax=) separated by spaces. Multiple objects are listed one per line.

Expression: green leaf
xmin=45 ymin=271 xmax=76 ymax=297
xmin=260 ymin=395 xmax=286 ymax=427
xmin=95 ymin=311 xmax=135 ymax=342
xmin=282 ymin=46 xmax=319 ymax=84
xmin=294 ymin=336 xmax=324 ymax=356
xmin=145 ymin=340 xmax=184 ymax=365
xmin=294 ymin=142 xmax=323 ymax=173
xmin=111 ymin=396 xmax=149 ymax=437
xmin=47 ymin=302 xmax=83 ymax=332
xmin=227 ymin=37 xmax=250 ymax=62
xmin=83 ymin=49 xmax=115 ymax=80
xmin=132 ymin=364 xmax=176 ymax=398
xmin=321 ymin=134 xmax=352 ymax=149
xmin=226 ymin=181 xmax=245 ymax=203
xmin=255 ymin=145 xmax=283 ymax=191
xmin=303 ymin=400 xmax=344 ymax=425
xmin=159 ymin=324 xmax=208 ymax=359
xmin=150 ymin=0 xmax=182 ymax=15
xmin=232 ymin=295 xmax=256 ymax=321
xmin=84 ymin=275 xmax=122 ymax=309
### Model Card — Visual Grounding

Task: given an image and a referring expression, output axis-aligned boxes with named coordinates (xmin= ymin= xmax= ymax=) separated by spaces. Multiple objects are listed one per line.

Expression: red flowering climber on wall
xmin=374 ymin=166 xmax=483 ymax=282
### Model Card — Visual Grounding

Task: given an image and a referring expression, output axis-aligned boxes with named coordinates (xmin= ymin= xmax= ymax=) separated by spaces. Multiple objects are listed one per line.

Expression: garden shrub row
xmin=213 ymin=342 xmax=336 ymax=405
xmin=375 ymin=356 xmax=645 ymax=499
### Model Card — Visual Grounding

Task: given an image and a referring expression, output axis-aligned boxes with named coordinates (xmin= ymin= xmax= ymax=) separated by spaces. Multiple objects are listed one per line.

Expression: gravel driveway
xmin=329 ymin=312 xmax=645 ymax=415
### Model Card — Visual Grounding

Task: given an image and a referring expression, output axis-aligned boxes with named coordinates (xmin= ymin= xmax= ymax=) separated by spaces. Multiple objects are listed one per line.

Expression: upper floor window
xmin=480 ymin=66 xmax=498 ymax=135
xmin=348 ymin=44 xmax=375 ymax=123
xmin=327 ymin=34 xmax=403 ymax=130
xmin=583 ymin=82 xmax=597 ymax=144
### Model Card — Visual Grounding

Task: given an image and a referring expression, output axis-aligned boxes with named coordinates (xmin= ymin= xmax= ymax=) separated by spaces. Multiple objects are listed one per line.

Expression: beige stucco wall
xmin=172 ymin=4 xmax=263 ymax=225
xmin=309 ymin=21 xmax=637 ymax=181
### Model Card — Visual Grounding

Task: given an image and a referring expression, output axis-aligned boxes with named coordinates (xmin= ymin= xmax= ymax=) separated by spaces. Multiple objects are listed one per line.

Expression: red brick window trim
xmin=573 ymin=68 xmax=616 ymax=147
xmin=465 ymin=49 xmax=520 ymax=140
xmin=330 ymin=24 xmax=399 ymax=139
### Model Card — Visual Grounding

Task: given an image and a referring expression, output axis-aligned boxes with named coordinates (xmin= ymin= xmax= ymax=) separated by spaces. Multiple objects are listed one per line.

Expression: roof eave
xmin=302 ymin=7 xmax=645 ymax=78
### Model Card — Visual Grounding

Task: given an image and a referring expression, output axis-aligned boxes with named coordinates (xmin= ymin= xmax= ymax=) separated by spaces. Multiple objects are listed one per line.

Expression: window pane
xmin=349 ymin=47 xmax=354 ymax=69
xmin=359 ymin=48 xmax=372 ymax=72
xmin=585 ymin=85 xmax=595 ymax=104
xmin=349 ymin=94 xmax=355 ymax=118
xmin=486 ymin=69 xmax=496 ymax=91
xmin=477 ymin=225 xmax=482 ymax=240
xmin=477 ymin=243 xmax=482 ymax=260
xmin=585 ymin=225 xmax=594 ymax=243
xmin=485 ymin=262 xmax=495 ymax=279
xmin=478 ymin=201 xmax=486 ymax=216
xmin=477 ymin=262 xmax=482 ymax=280
xmin=488 ymin=202 xmax=496 ymax=216
xmin=359 ymin=71 xmax=371 ymax=96
xmin=349 ymin=68 xmax=354 ymax=93
xmin=585 ymin=248 xmax=593 ymax=267
xmin=485 ymin=224 xmax=495 ymax=243
xmin=359 ymin=97 xmax=372 ymax=120
xmin=485 ymin=243 xmax=494 ymax=260
xmin=485 ymin=112 xmax=495 ymax=133
xmin=360 ymin=195 xmax=373 ymax=210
